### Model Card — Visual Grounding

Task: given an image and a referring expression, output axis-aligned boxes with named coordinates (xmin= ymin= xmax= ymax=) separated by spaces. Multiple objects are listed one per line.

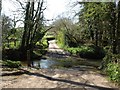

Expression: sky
xmin=2 ymin=0 xmax=69 ymax=18
xmin=1 ymin=0 xmax=118 ymax=19
xmin=2 ymin=0 xmax=79 ymax=26
xmin=2 ymin=0 xmax=119 ymax=27
xmin=44 ymin=0 xmax=69 ymax=19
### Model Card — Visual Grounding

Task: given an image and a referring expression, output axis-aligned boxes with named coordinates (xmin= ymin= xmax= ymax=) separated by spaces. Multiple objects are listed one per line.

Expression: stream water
xmin=32 ymin=59 xmax=57 ymax=69
xmin=28 ymin=56 xmax=101 ymax=69
xmin=22 ymin=40 xmax=102 ymax=69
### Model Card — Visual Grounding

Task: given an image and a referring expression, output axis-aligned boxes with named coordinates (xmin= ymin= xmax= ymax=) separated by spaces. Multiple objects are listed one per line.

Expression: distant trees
xmin=53 ymin=1 xmax=120 ymax=54
xmin=52 ymin=18 xmax=82 ymax=47
xmin=2 ymin=14 xmax=22 ymax=49
xmin=77 ymin=2 xmax=120 ymax=54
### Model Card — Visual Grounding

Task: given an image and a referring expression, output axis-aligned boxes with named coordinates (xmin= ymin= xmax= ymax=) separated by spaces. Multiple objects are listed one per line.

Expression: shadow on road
xmin=2 ymin=69 xmax=118 ymax=90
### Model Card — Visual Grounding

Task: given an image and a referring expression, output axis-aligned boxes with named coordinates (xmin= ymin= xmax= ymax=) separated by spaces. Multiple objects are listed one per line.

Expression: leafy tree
xmin=18 ymin=0 xmax=48 ymax=65
xmin=52 ymin=17 xmax=83 ymax=47
xmin=2 ymin=15 xmax=13 ymax=49
xmin=76 ymin=2 xmax=120 ymax=54
xmin=116 ymin=1 xmax=120 ymax=53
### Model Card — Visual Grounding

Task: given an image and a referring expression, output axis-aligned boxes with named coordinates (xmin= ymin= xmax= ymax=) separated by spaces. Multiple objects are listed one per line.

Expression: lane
xmin=48 ymin=40 xmax=66 ymax=54
xmin=1 ymin=40 xmax=119 ymax=89
xmin=2 ymin=69 xmax=118 ymax=89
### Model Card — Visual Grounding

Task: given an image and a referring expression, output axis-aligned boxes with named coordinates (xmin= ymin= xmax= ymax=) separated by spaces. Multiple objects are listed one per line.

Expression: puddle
xmin=32 ymin=59 xmax=58 ymax=69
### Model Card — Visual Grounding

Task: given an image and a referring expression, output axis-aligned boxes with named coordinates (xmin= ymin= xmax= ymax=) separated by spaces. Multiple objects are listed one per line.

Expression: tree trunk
xmin=117 ymin=1 xmax=120 ymax=53
xmin=95 ymin=29 xmax=98 ymax=46
xmin=0 ymin=0 xmax=1 ymax=15
xmin=110 ymin=3 xmax=117 ymax=54
xmin=20 ymin=1 xmax=46 ymax=65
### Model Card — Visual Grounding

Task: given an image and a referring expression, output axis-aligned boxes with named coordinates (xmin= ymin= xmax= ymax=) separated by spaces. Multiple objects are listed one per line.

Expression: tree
xmin=116 ymin=1 xmax=120 ymax=53
xmin=0 ymin=0 xmax=1 ymax=15
xmin=52 ymin=17 xmax=83 ymax=47
xmin=19 ymin=0 xmax=47 ymax=65
xmin=2 ymin=15 xmax=13 ymax=49
xmin=75 ymin=1 xmax=120 ymax=54
xmin=0 ymin=0 xmax=2 ymax=53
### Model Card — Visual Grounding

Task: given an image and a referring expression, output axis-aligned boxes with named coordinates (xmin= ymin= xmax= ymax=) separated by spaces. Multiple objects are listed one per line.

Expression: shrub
xmin=106 ymin=63 xmax=120 ymax=82
xmin=64 ymin=45 xmax=105 ymax=59
xmin=2 ymin=49 xmax=21 ymax=61
xmin=79 ymin=45 xmax=105 ymax=59
xmin=103 ymin=53 xmax=120 ymax=83
xmin=65 ymin=47 xmax=80 ymax=55
xmin=2 ymin=60 xmax=21 ymax=68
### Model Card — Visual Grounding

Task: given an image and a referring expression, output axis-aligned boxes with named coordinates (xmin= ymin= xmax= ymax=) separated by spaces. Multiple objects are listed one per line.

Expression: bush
xmin=79 ymin=45 xmax=105 ymax=59
xmin=36 ymin=38 xmax=49 ymax=49
xmin=65 ymin=47 xmax=80 ymax=55
xmin=2 ymin=60 xmax=21 ymax=68
xmin=106 ymin=63 xmax=120 ymax=82
xmin=102 ymin=53 xmax=120 ymax=83
xmin=2 ymin=49 xmax=22 ymax=61
xmin=64 ymin=45 xmax=105 ymax=59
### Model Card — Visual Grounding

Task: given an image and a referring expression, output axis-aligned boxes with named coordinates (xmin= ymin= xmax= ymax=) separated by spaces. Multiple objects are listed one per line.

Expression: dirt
xmin=1 ymin=40 xmax=120 ymax=89
xmin=1 ymin=68 xmax=119 ymax=89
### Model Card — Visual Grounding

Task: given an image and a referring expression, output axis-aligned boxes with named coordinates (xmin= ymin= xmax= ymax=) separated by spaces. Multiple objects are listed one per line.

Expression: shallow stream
xmin=28 ymin=56 xmax=101 ymax=69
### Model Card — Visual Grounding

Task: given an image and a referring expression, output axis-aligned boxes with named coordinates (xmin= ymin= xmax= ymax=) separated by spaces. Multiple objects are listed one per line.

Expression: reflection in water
xmin=21 ymin=57 xmax=101 ymax=69
xmin=32 ymin=59 xmax=57 ymax=69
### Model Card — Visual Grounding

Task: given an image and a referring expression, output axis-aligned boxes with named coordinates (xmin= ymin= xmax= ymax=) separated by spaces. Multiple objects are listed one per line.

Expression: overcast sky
xmin=1 ymin=0 xmax=117 ymax=19
xmin=2 ymin=0 xmax=79 ymax=18
xmin=2 ymin=0 xmax=79 ymax=26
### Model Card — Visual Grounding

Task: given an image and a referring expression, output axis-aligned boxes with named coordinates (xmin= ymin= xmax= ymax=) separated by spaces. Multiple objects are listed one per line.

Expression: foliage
xmin=34 ymin=40 xmax=48 ymax=55
xmin=77 ymin=2 xmax=120 ymax=53
xmin=44 ymin=33 xmax=55 ymax=41
xmin=52 ymin=18 xmax=84 ymax=47
xmin=33 ymin=39 xmax=48 ymax=58
xmin=2 ymin=60 xmax=21 ymax=68
xmin=56 ymin=31 xmax=65 ymax=48
xmin=79 ymin=45 xmax=105 ymax=59
xmin=106 ymin=63 xmax=120 ymax=83
xmin=2 ymin=15 xmax=13 ymax=49
xmin=64 ymin=45 xmax=105 ymax=59
xmin=2 ymin=49 xmax=21 ymax=61
xmin=64 ymin=47 xmax=81 ymax=55
xmin=19 ymin=1 xmax=47 ymax=61
xmin=33 ymin=49 xmax=47 ymax=59
xmin=41 ymin=37 xmax=49 ymax=48
xmin=103 ymin=53 xmax=120 ymax=83
xmin=2 ymin=15 xmax=24 ymax=50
